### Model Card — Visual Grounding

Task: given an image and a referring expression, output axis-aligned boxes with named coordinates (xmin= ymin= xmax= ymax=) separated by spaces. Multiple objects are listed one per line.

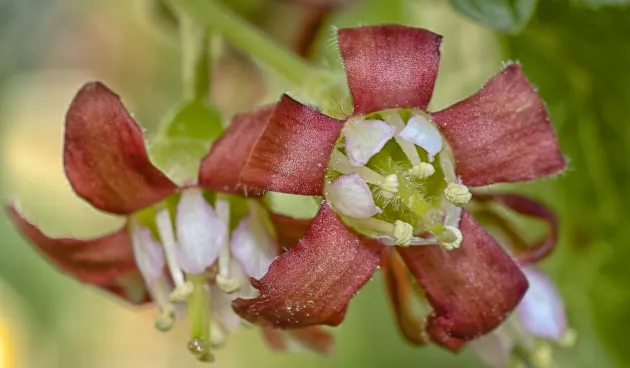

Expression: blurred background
xmin=0 ymin=0 xmax=629 ymax=367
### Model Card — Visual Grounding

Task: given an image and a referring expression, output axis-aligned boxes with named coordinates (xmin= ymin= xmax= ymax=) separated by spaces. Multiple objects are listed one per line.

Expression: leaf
xmin=573 ymin=0 xmax=630 ymax=8
xmin=150 ymin=98 xmax=223 ymax=184
xmin=450 ymin=0 xmax=537 ymax=34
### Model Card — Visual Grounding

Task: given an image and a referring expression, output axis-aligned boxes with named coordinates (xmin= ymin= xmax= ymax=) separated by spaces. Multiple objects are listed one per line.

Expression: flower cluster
xmin=6 ymin=23 xmax=568 ymax=367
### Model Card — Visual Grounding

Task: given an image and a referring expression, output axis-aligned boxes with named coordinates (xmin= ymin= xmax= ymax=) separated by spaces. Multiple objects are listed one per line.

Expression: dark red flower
xmin=215 ymin=25 xmax=565 ymax=345
xmin=6 ymin=83 xmax=333 ymax=359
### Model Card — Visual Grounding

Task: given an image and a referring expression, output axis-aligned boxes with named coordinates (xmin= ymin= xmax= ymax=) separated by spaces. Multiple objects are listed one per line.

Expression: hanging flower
xmin=6 ymin=83 xmax=332 ymax=362
xmin=217 ymin=25 xmax=566 ymax=346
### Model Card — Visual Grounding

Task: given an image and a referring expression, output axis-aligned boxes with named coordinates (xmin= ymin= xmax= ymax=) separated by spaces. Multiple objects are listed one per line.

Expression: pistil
xmin=187 ymin=273 xmax=213 ymax=362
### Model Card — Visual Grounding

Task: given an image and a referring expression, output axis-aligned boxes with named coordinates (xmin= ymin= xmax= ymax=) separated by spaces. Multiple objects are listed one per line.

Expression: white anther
xmin=439 ymin=226 xmax=463 ymax=250
xmin=445 ymin=183 xmax=472 ymax=205
xmin=380 ymin=174 xmax=399 ymax=194
xmin=409 ymin=163 xmax=435 ymax=179
xmin=215 ymin=274 xmax=240 ymax=293
xmin=393 ymin=220 xmax=414 ymax=246
xmin=154 ymin=305 xmax=176 ymax=332
xmin=169 ymin=280 xmax=194 ymax=302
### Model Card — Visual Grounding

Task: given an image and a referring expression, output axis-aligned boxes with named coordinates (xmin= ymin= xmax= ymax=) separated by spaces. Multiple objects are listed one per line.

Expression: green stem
xmin=178 ymin=12 xmax=211 ymax=100
xmin=187 ymin=273 xmax=213 ymax=362
xmin=170 ymin=0 xmax=317 ymax=87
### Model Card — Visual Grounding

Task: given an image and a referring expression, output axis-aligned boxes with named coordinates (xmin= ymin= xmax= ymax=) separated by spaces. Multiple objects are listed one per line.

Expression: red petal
xmin=476 ymin=194 xmax=558 ymax=265
xmin=397 ymin=211 xmax=528 ymax=340
xmin=6 ymin=204 xmax=145 ymax=303
xmin=261 ymin=327 xmax=334 ymax=355
xmin=380 ymin=248 xmax=428 ymax=346
xmin=432 ymin=64 xmax=565 ymax=186
xmin=64 ymin=82 xmax=177 ymax=215
xmin=338 ymin=25 xmax=442 ymax=115
xmin=233 ymin=202 xmax=383 ymax=327
xmin=198 ymin=105 xmax=274 ymax=196
xmin=241 ymin=95 xmax=343 ymax=196
xmin=269 ymin=212 xmax=313 ymax=252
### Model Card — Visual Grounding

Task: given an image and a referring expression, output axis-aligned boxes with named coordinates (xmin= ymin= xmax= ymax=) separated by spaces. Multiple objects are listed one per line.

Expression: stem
xmin=169 ymin=0 xmax=316 ymax=87
xmin=179 ymin=12 xmax=211 ymax=100
xmin=187 ymin=273 xmax=213 ymax=362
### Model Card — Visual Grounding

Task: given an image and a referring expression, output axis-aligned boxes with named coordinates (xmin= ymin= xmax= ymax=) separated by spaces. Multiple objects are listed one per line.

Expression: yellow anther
xmin=444 ymin=183 xmax=472 ymax=205
xmin=409 ymin=162 xmax=435 ymax=179
xmin=380 ymin=174 xmax=399 ymax=194
xmin=215 ymin=274 xmax=240 ymax=293
xmin=558 ymin=328 xmax=578 ymax=347
xmin=169 ymin=280 xmax=194 ymax=302
xmin=154 ymin=305 xmax=176 ymax=332
xmin=393 ymin=220 xmax=414 ymax=246
xmin=438 ymin=226 xmax=463 ymax=250
xmin=530 ymin=343 xmax=552 ymax=368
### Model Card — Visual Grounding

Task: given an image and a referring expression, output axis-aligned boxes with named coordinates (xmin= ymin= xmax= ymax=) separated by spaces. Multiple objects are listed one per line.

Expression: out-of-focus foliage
xmin=450 ymin=0 xmax=537 ymax=33
xmin=503 ymin=2 xmax=630 ymax=366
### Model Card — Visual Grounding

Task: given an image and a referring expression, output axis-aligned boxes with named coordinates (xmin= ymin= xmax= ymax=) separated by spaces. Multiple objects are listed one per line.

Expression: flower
xmin=6 ymin=83 xmax=333 ymax=361
xmin=470 ymin=266 xmax=574 ymax=368
xmin=220 ymin=25 xmax=566 ymax=345
xmin=380 ymin=192 xmax=564 ymax=353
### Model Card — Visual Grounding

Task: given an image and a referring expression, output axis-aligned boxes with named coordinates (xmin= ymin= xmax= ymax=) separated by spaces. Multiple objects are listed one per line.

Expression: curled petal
xmin=64 ymin=82 xmax=177 ymax=215
xmin=268 ymin=213 xmax=313 ymax=252
xmin=230 ymin=213 xmax=278 ymax=280
xmin=399 ymin=115 xmax=443 ymax=162
xmin=343 ymin=118 xmax=395 ymax=166
xmin=518 ymin=267 xmax=567 ymax=340
xmin=175 ymin=188 xmax=227 ymax=274
xmin=130 ymin=221 xmax=165 ymax=284
xmin=432 ymin=64 xmax=566 ymax=186
xmin=338 ymin=25 xmax=442 ymax=114
xmin=241 ymin=95 xmax=344 ymax=196
xmin=233 ymin=202 xmax=383 ymax=328
xmin=381 ymin=248 xmax=428 ymax=346
xmin=326 ymin=173 xmax=381 ymax=218
xmin=6 ymin=204 xmax=144 ymax=303
xmin=199 ymin=105 xmax=274 ymax=196
xmin=398 ymin=211 xmax=528 ymax=340
xmin=211 ymin=284 xmax=243 ymax=331
xmin=469 ymin=333 xmax=513 ymax=368
xmin=261 ymin=327 xmax=334 ymax=355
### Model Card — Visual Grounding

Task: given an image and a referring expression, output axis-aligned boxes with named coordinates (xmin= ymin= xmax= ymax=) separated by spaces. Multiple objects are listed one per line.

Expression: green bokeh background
xmin=0 ymin=0 xmax=628 ymax=367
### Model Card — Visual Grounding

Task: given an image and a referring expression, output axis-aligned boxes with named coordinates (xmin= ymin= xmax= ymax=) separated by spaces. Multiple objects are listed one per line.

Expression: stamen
xmin=409 ymin=163 xmax=435 ymax=179
xmin=214 ymin=196 xmax=240 ymax=293
xmin=530 ymin=343 xmax=552 ymax=368
xmin=393 ymin=220 xmax=413 ymax=246
xmin=437 ymin=226 xmax=463 ymax=250
xmin=187 ymin=273 xmax=213 ymax=362
xmin=150 ymin=276 xmax=178 ymax=332
xmin=558 ymin=328 xmax=577 ymax=348
xmin=154 ymin=207 xmax=193 ymax=302
xmin=381 ymin=111 xmax=422 ymax=166
xmin=380 ymin=174 xmax=399 ymax=194
xmin=445 ymin=183 xmax=472 ymax=205
xmin=330 ymin=149 xmax=385 ymax=185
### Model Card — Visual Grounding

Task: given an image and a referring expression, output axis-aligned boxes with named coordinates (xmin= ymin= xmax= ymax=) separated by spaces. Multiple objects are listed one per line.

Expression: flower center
xmin=325 ymin=109 xmax=470 ymax=249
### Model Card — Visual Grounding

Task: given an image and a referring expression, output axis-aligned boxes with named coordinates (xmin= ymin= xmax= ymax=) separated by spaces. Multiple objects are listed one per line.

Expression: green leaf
xmin=150 ymin=98 xmax=223 ymax=184
xmin=573 ymin=0 xmax=630 ymax=8
xmin=450 ymin=0 xmax=537 ymax=33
